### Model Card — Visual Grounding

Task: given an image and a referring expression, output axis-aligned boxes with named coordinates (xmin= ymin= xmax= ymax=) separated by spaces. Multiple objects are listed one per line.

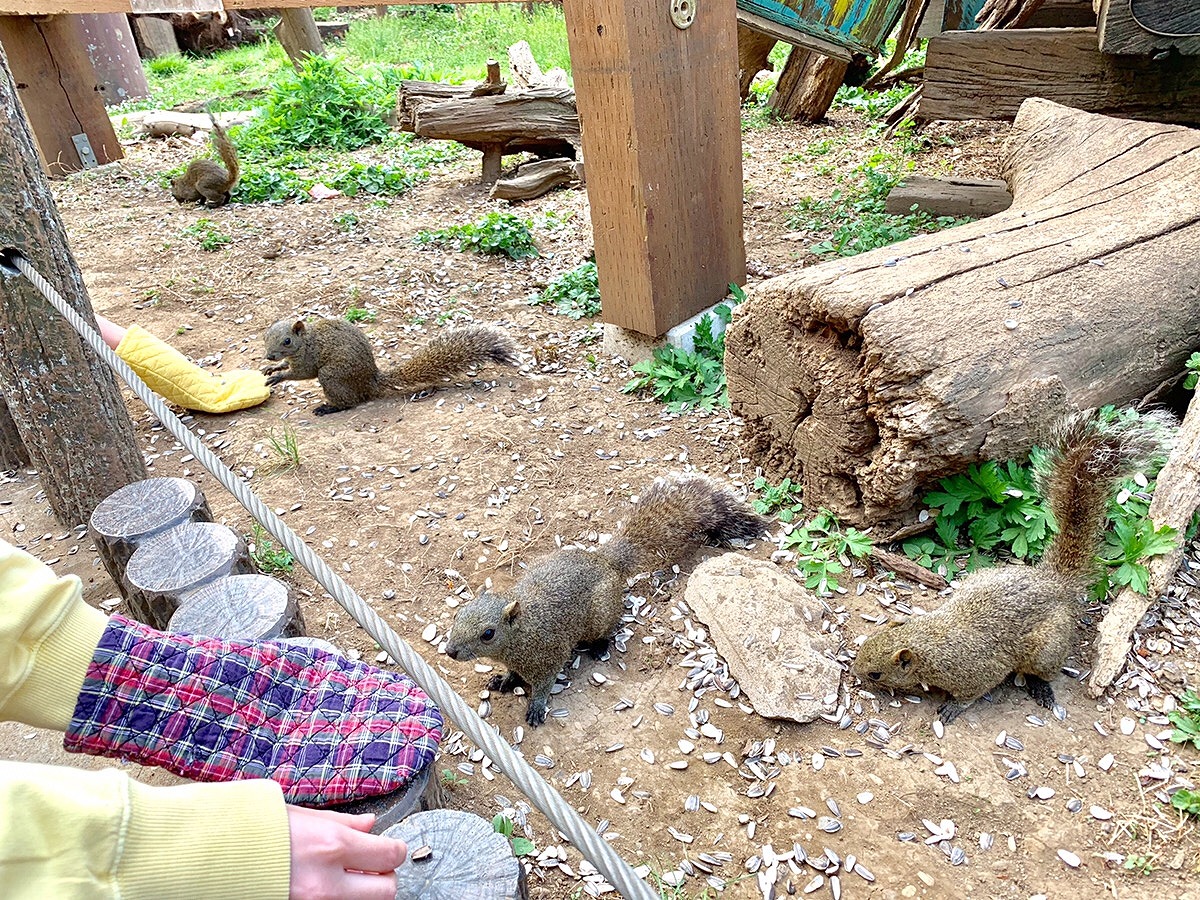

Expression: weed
xmin=183 ymin=219 xmax=232 ymax=252
xmin=1168 ymin=690 xmax=1200 ymax=750
xmin=491 ymin=814 xmax=535 ymax=857
xmin=416 ymin=211 xmax=538 ymax=260
xmin=533 ymin=261 xmax=600 ymax=318
xmin=330 ymin=162 xmax=419 ymax=197
xmin=1184 ymin=352 xmax=1200 ymax=389
xmin=248 ymin=524 xmax=295 ymax=575
xmin=440 ymin=767 xmax=469 ymax=788
xmin=146 ymin=55 xmax=188 ymax=77
xmin=1123 ymin=853 xmax=1156 ymax=876
xmin=344 ymin=305 xmax=376 ymax=323
xmin=264 ymin=425 xmax=301 ymax=472
xmin=232 ymin=165 xmax=309 ymax=204
xmin=1171 ymin=788 xmax=1200 ymax=818
xmin=752 ymin=476 xmax=803 ymax=523
xmin=780 ymin=510 xmax=872 ymax=594
xmin=334 ymin=212 xmax=361 ymax=232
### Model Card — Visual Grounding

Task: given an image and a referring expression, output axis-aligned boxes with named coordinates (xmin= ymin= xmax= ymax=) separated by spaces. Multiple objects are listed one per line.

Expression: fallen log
xmin=490 ymin=157 xmax=582 ymax=201
xmin=726 ymin=98 xmax=1200 ymax=527
xmin=885 ymin=175 xmax=1013 ymax=218
xmin=1089 ymin=395 xmax=1200 ymax=695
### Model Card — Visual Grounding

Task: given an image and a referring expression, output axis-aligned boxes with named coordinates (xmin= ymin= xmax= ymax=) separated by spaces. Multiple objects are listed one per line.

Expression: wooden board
xmin=0 ymin=0 xmax=549 ymax=13
xmin=885 ymin=174 xmax=1013 ymax=217
xmin=564 ymin=0 xmax=745 ymax=336
xmin=0 ymin=15 xmax=124 ymax=173
xmin=922 ymin=27 xmax=1200 ymax=125
xmin=1099 ymin=0 xmax=1200 ymax=56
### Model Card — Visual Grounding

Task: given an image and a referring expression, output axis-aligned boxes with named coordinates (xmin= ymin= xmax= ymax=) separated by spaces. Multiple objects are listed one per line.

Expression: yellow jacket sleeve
xmin=0 ymin=540 xmax=292 ymax=899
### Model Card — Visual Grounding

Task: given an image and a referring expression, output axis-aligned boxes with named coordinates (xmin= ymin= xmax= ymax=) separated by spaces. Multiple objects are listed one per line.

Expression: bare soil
xmin=2 ymin=108 xmax=1198 ymax=900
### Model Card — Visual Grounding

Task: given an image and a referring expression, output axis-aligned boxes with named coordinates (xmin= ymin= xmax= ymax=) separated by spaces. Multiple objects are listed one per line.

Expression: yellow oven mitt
xmin=115 ymin=325 xmax=270 ymax=414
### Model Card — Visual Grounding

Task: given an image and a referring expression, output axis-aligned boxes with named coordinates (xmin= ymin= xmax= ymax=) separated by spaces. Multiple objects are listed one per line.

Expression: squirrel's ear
xmin=502 ymin=600 xmax=520 ymax=622
xmin=892 ymin=648 xmax=914 ymax=670
xmin=291 ymin=320 xmax=306 ymax=335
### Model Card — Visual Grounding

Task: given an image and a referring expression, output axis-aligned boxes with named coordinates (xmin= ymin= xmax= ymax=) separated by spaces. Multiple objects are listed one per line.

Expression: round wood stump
xmin=168 ymin=573 xmax=305 ymax=640
xmin=123 ymin=522 xmax=252 ymax=629
xmin=337 ymin=759 xmax=442 ymax=834
xmin=88 ymin=477 xmax=213 ymax=593
xmin=383 ymin=809 xmax=528 ymax=900
xmin=277 ymin=636 xmax=343 ymax=657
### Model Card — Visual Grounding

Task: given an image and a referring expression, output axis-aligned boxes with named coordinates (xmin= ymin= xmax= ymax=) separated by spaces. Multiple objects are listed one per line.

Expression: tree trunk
xmin=737 ymin=26 xmax=777 ymax=101
xmin=275 ymin=9 xmax=325 ymax=69
xmin=725 ymin=98 xmax=1200 ymax=527
xmin=769 ymin=49 xmax=849 ymax=122
xmin=0 ymin=44 xmax=147 ymax=526
xmin=0 ymin=395 xmax=29 ymax=470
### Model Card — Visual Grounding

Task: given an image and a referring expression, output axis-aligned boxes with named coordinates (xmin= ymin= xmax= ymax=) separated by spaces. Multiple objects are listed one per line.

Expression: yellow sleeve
xmin=0 ymin=761 xmax=291 ymax=900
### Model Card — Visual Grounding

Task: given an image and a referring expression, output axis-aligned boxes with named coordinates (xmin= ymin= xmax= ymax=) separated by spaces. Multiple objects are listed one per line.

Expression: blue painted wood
xmin=736 ymin=0 xmax=907 ymax=55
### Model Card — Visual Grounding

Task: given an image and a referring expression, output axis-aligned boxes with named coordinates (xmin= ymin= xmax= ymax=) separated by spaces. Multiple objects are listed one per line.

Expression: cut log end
xmin=384 ymin=809 xmax=528 ymax=900
xmin=169 ymin=573 xmax=306 ymax=641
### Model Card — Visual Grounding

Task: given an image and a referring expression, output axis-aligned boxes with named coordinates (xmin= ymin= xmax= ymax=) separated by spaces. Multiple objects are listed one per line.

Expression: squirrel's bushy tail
xmin=1037 ymin=408 xmax=1171 ymax=578
xmin=206 ymin=111 xmax=240 ymax=186
xmin=386 ymin=325 xmax=519 ymax=388
xmin=602 ymin=474 xmax=767 ymax=578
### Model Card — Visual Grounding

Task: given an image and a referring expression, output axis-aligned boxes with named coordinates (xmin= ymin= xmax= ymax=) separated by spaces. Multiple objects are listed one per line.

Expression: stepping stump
xmin=383 ymin=809 xmax=528 ymax=900
xmin=337 ymin=760 xmax=444 ymax=834
xmin=169 ymin=573 xmax=306 ymax=640
xmin=89 ymin=477 xmax=212 ymax=592
xmin=278 ymin=635 xmax=343 ymax=657
xmin=123 ymin=521 xmax=252 ymax=629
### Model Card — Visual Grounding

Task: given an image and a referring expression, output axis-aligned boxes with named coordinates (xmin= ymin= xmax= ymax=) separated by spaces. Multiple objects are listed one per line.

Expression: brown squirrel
xmin=444 ymin=475 xmax=767 ymax=726
xmin=262 ymin=318 xmax=519 ymax=415
xmin=853 ymin=409 xmax=1168 ymax=724
xmin=171 ymin=112 xmax=240 ymax=208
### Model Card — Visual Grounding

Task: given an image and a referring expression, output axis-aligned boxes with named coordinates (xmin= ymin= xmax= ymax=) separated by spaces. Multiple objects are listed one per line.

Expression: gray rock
xmin=684 ymin=553 xmax=840 ymax=723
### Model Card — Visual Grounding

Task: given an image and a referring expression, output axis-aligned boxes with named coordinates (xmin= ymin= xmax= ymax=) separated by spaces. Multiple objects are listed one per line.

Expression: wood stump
xmin=726 ymin=99 xmax=1200 ymax=526
xmin=0 ymin=396 xmax=29 ymax=470
xmin=89 ymin=477 xmax=213 ymax=593
xmin=169 ymin=574 xmax=305 ymax=641
xmin=337 ymin=761 xmax=444 ymax=834
xmin=279 ymin=635 xmax=344 ymax=657
xmin=123 ymin=522 xmax=253 ymax=629
xmin=383 ymin=809 xmax=528 ymax=900
xmin=769 ymin=49 xmax=849 ymax=123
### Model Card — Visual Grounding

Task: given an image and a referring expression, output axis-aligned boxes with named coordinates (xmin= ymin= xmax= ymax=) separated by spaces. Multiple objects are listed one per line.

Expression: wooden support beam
xmin=1098 ymin=0 xmax=1200 ymax=56
xmin=563 ymin=0 xmax=745 ymax=336
xmin=77 ymin=13 xmax=147 ymax=104
xmin=0 ymin=0 xmax=553 ymax=13
xmin=275 ymin=7 xmax=325 ymax=69
xmin=0 ymin=15 xmax=124 ymax=174
xmin=922 ymin=27 xmax=1200 ymax=125
xmin=769 ymin=48 xmax=848 ymax=122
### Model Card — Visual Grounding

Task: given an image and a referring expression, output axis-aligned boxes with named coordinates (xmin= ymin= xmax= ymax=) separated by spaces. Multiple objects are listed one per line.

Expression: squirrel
xmin=853 ymin=408 xmax=1169 ymax=724
xmin=262 ymin=318 xmax=519 ymax=415
xmin=444 ymin=475 xmax=768 ymax=726
xmin=171 ymin=112 xmax=240 ymax=208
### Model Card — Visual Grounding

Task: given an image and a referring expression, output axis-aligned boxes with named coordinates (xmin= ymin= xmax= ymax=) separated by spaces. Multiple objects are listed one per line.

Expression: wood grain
xmin=1098 ymin=0 xmax=1200 ymax=56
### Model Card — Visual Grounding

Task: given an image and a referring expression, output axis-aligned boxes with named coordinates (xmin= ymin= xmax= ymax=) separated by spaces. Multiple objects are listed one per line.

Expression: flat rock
xmin=684 ymin=553 xmax=840 ymax=723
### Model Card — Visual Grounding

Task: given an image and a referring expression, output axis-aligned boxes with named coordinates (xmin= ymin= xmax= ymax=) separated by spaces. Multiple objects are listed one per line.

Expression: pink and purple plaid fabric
xmin=64 ymin=614 xmax=443 ymax=806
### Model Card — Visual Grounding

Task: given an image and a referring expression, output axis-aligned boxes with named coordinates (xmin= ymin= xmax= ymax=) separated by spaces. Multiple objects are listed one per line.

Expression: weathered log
xmin=769 ymin=49 xmax=848 ymax=123
xmin=123 ymin=522 xmax=253 ymax=629
xmin=1098 ymin=0 xmax=1200 ymax=57
xmin=490 ymin=157 xmax=582 ymax=201
xmin=869 ymin=545 xmax=950 ymax=590
xmin=726 ymin=99 xmax=1200 ymax=527
xmin=885 ymin=175 xmax=1013 ymax=218
xmin=921 ymin=28 xmax=1200 ymax=126
xmin=130 ymin=16 xmax=181 ymax=59
xmin=275 ymin=9 xmax=325 ymax=69
xmin=89 ymin=476 xmax=214 ymax=593
xmin=384 ymin=810 xmax=528 ymax=900
xmin=507 ymin=39 xmax=544 ymax=89
xmin=1089 ymin=396 xmax=1200 ymax=695
xmin=737 ymin=26 xmax=777 ymax=101
xmin=169 ymin=574 xmax=306 ymax=640
xmin=401 ymin=85 xmax=580 ymax=151
xmin=131 ymin=110 xmax=255 ymax=139
xmin=0 ymin=394 xmax=29 ymax=470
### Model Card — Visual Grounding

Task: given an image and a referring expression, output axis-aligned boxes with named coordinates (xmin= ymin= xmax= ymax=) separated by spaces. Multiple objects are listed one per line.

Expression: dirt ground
xmin=2 ymin=105 xmax=1198 ymax=900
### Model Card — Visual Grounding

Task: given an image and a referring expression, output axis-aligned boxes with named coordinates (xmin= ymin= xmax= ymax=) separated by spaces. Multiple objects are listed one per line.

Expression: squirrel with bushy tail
xmin=853 ymin=408 xmax=1171 ymax=723
xmin=445 ymin=475 xmax=767 ymax=726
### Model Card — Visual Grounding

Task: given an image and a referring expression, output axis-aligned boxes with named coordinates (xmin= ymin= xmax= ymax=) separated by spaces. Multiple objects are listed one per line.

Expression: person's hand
xmin=287 ymin=806 xmax=407 ymax=900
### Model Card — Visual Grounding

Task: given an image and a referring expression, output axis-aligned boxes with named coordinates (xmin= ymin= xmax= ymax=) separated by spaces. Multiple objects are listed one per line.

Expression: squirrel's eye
xmin=481 ymin=628 xmax=496 ymax=642
xmin=867 ymin=671 xmax=882 ymax=680
xmin=283 ymin=337 xmax=292 ymax=346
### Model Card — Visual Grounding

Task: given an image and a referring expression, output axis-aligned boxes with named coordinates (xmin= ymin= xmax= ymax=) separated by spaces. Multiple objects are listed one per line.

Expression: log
xmin=275 ymin=8 xmax=325 ymax=69
xmin=1089 ymin=395 xmax=1200 ymax=695
xmin=338 ymin=761 xmax=445 ymax=833
xmin=0 ymin=394 xmax=28 ymax=470
xmin=725 ymin=99 xmax=1200 ymax=527
xmin=884 ymin=175 xmax=1014 ymax=218
xmin=736 ymin=25 xmax=777 ymax=101
xmin=133 ymin=110 xmax=255 ymax=138
xmin=315 ymin=20 xmax=350 ymax=41
xmin=401 ymin=85 xmax=580 ymax=152
xmin=921 ymin=28 xmax=1200 ymax=126
xmin=123 ymin=522 xmax=253 ymax=629
xmin=769 ymin=49 xmax=848 ymax=123
xmin=89 ymin=476 xmax=214 ymax=592
xmin=490 ymin=157 xmax=582 ymax=201
xmin=869 ymin=545 xmax=950 ymax=590
xmin=507 ymin=39 xmax=544 ymax=88
xmin=168 ymin=574 xmax=306 ymax=640
xmin=131 ymin=16 xmax=181 ymax=59
xmin=383 ymin=810 xmax=529 ymax=900
xmin=1098 ymin=0 xmax=1200 ymax=57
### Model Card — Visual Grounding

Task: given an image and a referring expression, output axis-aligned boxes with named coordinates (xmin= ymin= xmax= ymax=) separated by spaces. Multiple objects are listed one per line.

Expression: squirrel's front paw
xmin=313 ymin=404 xmax=343 ymax=416
xmin=487 ymin=672 xmax=526 ymax=693
xmin=525 ymin=699 xmax=548 ymax=727
xmin=264 ymin=372 xmax=286 ymax=385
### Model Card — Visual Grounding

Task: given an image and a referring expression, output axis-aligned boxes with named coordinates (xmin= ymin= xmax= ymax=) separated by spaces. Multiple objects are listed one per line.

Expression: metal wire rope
xmin=2 ymin=249 xmax=655 ymax=900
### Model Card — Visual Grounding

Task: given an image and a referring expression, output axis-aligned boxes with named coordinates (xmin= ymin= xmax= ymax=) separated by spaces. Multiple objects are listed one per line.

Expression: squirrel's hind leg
xmin=313 ymin=403 xmax=347 ymax=416
xmin=936 ymin=698 xmax=973 ymax=725
xmin=487 ymin=671 xmax=528 ymax=693
xmin=1022 ymin=674 xmax=1057 ymax=710
xmin=577 ymin=637 xmax=611 ymax=661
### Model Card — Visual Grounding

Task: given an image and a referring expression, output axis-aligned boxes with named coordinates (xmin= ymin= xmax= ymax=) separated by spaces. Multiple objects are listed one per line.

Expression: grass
xmin=248 ymin=523 xmax=296 ymax=575
xmin=264 ymin=425 xmax=301 ymax=473
xmin=132 ymin=40 xmax=293 ymax=112
xmin=531 ymin=261 xmax=600 ymax=319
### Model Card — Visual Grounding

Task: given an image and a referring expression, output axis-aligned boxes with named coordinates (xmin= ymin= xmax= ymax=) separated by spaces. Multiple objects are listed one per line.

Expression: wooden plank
xmin=921 ymin=27 xmax=1200 ymax=125
xmin=1024 ymin=0 xmax=1096 ymax=29
xmin=564 ymin=0 xmax=745 ymax=336
xmin=1098 ymin=0 xmax=1200 ymax=56
xmin=885 ymin=174 xmax=1013 ymax=217
xmin=734 ymin=10 xmax=852 ymax=60
xmin=0 ymin=0 xmax=547 ymax=13
xmin=0 ymin=15 xmax=124 ymax=173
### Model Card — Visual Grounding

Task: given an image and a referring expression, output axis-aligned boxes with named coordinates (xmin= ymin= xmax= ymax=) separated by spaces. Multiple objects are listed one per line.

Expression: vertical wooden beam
xmin=769 ymin=48 xmax=848 ymax=121
xmin=76 ymin=13 xmax=149 ymax=105
xmin=564 ymin=0 xmax=745 ymax=337
xmin=275 ymin=8 xmax=325 ymax=69
xmin=0 ymin=14 xmax=124 ymax=175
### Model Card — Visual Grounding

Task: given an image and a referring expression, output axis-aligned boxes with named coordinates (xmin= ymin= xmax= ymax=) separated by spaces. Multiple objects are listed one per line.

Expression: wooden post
xmin=0 ymin=15 xmax=124 ymax=174
xmin=0 ymin=41 xmax=147 ymax=525
xmin=737 ymin=25 xmax=777 ymax=100
xmin=274 ymin=8 xmax=324 ymax=69
xmin=76 ymin=13 xmax=148 ymax=105
xmin=0 ymin=394 xmax=29 ymax=470
xmin=769 ymin=48 xmax=848 ymax=122
xmin=563 ymin=0 xmax=745 ymax=336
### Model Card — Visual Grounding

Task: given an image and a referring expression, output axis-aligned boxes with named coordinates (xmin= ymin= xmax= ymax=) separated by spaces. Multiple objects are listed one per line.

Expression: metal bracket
xmin=671 ymin=0 xmax=696 ymax=29
xmin=71 ymin=133 xmax=98 ymax=169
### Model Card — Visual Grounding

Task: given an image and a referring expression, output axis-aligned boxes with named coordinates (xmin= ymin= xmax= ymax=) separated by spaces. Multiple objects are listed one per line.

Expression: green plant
xmin=231 ymin=165 xmax=309 ymax=203
xmin=440 ymin=767 xmax=469 ymax=788
xmin=146 ymin=55 xmax=188 ymax=77
xmin=344 ymin=305 xmax=376 ymax=323
xmin=491 ymin=814 xmax=535 ymax=857
xmin=264 ymin=425 xmax=301 ymax=473
xmin=752 ymin=476 xmax=803 ymax=523
xmin=248 ymin=524 xmax=295 ymax=575
xmin=1123 ymin=853 xmax=1156 ymax=876
xmin=415 ymin=211 xmax=538 ymax=260
xmin=1168 ymin=690 xmax=1200 ymax=750
xmin=1184 ymin=352 xmax=1200 ymax=390
xmin=183 ymin=219 xmax=232 ymax=251
xmin=1096 ymin=515 xmax=1177 ymax=596
xmin=330 ymin=162 xmax=419 ymax=197
xmin=1171 ymin=788 xmax=1200 ymax=818
xmin=533 ymin=261 xmax=600 ymax=318
xmin=780 ymin=510 xmax=872 ymax=594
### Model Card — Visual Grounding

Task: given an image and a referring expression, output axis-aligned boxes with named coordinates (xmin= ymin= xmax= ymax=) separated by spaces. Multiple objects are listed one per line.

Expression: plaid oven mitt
xmin=64 ymin=614 xmax=443 ymax=806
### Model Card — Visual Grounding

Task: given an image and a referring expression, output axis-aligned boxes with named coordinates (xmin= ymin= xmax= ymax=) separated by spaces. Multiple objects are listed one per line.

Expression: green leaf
xmin=509 ymin=837 xmax=536 ymax=857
